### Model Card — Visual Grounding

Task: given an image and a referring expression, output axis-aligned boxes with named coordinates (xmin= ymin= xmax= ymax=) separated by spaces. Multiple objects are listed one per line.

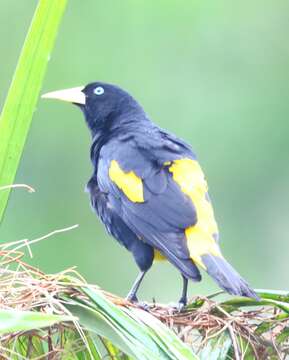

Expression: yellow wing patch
xmin=109 ymin=160 xmax=144 ymax=203
xmin=169 ymin=158 xmax=221 ymax=269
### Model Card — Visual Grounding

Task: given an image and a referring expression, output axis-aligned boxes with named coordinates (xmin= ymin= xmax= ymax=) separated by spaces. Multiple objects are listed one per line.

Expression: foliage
xmin=0 ymin=239 xmax=288 ymax=359
xmin=0 ymin=0 xmax=67 ymax=221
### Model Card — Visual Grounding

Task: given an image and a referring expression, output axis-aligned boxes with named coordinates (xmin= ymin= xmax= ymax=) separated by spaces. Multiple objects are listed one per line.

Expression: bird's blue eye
xmin=94 ymin=86 xmax=104 ymax=95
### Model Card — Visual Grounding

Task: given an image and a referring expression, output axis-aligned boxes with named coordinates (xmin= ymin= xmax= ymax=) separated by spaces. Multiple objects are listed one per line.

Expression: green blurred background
xmin=1 ymin=0 xmax=289 ymax=302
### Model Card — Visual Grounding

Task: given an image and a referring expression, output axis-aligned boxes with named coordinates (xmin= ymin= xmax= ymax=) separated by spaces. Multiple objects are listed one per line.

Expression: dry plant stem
xmin=228 ymin=324 xmax=241 ymax=360
xmin=1 ymin=224 xmax=79 ymax=261
xmin=0 ymin=184 xmax=35 ymax=193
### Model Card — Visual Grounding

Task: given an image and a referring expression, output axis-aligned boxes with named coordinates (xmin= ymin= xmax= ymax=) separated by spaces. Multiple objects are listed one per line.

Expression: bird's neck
xmin=90 ymin=131 xmax=106 ymax=167
xmin=89 ymin=110 xmax=152 ymax=167
xmin=90 ymin=105 xmax=149 ymax=136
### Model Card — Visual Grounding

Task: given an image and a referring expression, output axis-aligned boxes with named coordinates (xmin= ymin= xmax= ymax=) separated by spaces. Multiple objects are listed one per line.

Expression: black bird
xmin=42 ymin=82 xmax=259 ymax=305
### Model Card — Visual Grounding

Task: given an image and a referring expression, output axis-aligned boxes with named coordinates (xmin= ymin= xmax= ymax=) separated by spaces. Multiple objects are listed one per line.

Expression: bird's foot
xmin=126 ymin=293 xmax=138 ymax=303
xmin=167 ymin=302 xmax=181 ymax=312
xmin=137 ymin=301 xmax=151 ymax=311
xmin=176 ymin=301 xmax=186 ymax=312
xmin=168 ymin=297 xmax=187 ymax=312
xmin=126 ymin=294 xmax=150 ymax=311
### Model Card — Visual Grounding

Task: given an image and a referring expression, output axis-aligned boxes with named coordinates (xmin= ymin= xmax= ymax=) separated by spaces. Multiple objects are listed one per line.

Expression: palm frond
xmin=0 ymin=232 xmax=288 ymax=359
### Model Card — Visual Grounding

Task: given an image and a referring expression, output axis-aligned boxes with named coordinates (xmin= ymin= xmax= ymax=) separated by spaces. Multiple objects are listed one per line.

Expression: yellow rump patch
xmin=168 ymin=158 xmax=221 ymax=269
xmin=154 ymin=249 xmax=167 ymax=261
xmin=109 ymin=160 xmax=144 ymax=203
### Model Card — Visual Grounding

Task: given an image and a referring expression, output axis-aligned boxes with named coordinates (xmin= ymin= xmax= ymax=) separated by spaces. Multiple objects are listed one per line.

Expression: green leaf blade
xmin=199 ymin=331 xmax=232 ymax=360
xmin=0 ymin=309 xmax=71 ymax=334
xmin=0 ymin=0 xmax=68 ymax=221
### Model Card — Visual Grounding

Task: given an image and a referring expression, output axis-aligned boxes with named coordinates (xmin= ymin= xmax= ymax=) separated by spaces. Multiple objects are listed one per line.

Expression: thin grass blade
xmin=125 ymin=307 xmax=198 ymax=360
xmin=65 ymin=301 xmax=135 ymax=358
xmin=198 ymin=331 xmax=232 ymax=360
xmin=220 ymin=297 xmax=289 ymax=314
xmin=81 ymin=287 xmax=168 ymax=358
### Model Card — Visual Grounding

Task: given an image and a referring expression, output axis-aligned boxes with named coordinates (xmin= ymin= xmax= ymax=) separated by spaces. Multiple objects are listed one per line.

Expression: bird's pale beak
xmin=41 ymin=86 xmax=85 ymax=105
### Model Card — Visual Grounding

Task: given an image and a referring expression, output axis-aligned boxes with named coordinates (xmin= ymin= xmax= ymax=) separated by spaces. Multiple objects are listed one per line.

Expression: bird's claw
xmin=176 ymin=301 xmax=186 ymax=312
xmin=137 ymin=301 xmax=151 ymax=311
xmin=126 ymin=296 xmax=150 ymax=311
xmin=167 ymin=299 xmax=187 ymax=312
xmin=126 ymin=294 xmax=138 ymax=303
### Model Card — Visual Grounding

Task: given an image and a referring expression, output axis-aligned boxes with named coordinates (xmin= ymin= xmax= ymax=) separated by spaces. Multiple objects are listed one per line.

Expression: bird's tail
xmin=201 ymin=253 xmax=259 ymax=300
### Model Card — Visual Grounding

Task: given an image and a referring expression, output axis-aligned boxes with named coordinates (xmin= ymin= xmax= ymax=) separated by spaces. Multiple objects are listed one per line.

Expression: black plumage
xmin=43 ymin=82 xmax=259 ymax=305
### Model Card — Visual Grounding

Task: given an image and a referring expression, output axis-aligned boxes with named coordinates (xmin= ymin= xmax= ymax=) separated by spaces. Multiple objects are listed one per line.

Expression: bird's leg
xmin=178 ymin=275 xmax=188 ymax=308
xmin=126 ymin=270 xmax=146 ymax=303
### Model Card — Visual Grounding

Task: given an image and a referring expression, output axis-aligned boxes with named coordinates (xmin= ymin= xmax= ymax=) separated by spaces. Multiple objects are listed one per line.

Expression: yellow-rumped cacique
xmin=42 ymin=82 xmax=259 ymax=305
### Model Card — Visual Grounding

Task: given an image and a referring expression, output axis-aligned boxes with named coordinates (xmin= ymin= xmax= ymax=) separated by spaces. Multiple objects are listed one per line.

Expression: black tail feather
xmin=201 ymin=254 xmax=259 ymax=300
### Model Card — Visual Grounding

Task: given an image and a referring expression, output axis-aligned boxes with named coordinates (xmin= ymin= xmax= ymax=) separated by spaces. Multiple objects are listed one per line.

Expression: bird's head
xmin=42 ymin=82 xmax=144 ymax=135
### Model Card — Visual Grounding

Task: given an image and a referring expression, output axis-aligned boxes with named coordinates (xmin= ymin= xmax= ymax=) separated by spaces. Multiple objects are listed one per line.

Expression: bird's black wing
xmin=96 ymin=128 xmax=211 ymax=280
xmin=96 ymin=128 xmax=260 ymax=300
